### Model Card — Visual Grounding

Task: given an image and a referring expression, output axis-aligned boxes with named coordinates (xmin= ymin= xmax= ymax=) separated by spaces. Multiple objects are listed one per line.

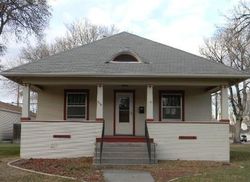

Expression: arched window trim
xmin=110 ymin=51 xmax=142 ymax=63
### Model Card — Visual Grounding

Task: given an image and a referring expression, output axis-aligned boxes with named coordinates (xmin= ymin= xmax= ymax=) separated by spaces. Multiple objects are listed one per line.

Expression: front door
xmin=115 ymin=92 xmax=134 ymax=135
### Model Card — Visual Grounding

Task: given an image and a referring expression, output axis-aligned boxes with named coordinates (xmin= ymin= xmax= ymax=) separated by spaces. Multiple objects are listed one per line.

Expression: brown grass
xmin=12 ymin=157 xmax=104 ymax=182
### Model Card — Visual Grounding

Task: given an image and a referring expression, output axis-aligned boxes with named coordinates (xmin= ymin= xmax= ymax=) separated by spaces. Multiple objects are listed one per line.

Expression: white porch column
xmin=22 ymin=84 xmax=30 ymax=120
xmin=220 ymin=85 xmax=229 ymax=122
xmin=96 ymin=84 xmax=103 ymax=121
xmin=146 ymin=85 xmax=154 ymax=121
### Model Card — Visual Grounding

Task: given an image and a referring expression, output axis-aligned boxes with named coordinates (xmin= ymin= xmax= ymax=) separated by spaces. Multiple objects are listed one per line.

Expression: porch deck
xmin=96 ymin=136 xmax=154 ymax=143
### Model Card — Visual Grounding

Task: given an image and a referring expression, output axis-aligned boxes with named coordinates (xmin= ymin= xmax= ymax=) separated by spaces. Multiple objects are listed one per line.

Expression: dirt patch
xmin=12 ymin=157 xmax=104 ymax=182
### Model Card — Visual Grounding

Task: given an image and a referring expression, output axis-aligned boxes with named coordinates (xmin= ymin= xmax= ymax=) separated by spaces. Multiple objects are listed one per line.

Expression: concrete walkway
xmin=103 ymin=169 xmax=154 ymax=182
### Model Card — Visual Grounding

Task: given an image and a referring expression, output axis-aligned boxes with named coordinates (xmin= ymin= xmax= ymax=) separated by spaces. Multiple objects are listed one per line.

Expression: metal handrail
xmin=100 ymin=119 xmax=105 ymax=163
xmin=145 ymin=120 xmax=152 ymax=163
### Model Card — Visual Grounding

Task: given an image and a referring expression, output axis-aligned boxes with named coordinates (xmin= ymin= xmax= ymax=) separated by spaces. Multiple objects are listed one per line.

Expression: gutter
xmin=1 ymin=72 xmax=250 ymax=79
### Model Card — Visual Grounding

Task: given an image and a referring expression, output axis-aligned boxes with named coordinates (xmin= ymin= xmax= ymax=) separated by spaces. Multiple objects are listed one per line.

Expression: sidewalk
xmin=103 ymin=169 xmax=154 ymax=182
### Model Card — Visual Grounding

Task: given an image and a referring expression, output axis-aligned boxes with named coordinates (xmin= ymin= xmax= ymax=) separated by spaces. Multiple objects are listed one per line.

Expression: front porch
xmin=19 ymin=78 xmax=230 ymax=163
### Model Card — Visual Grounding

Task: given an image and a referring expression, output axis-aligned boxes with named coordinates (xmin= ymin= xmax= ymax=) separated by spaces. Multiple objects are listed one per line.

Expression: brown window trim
xmin=64 ymin=89 xmax=89 ymax=120
xmin=159 ymin=90 xmax=185 ymax=121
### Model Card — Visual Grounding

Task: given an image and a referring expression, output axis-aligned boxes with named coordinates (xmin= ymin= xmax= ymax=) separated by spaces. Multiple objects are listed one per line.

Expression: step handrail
xmin=145 ymin=120 xmax=152 ymax=163
xmin=100 ymin=119 xmax=105 ymax=163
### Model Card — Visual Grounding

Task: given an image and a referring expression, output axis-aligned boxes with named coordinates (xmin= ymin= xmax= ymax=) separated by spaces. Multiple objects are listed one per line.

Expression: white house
xmin=1 ymin=32 xmax=249 ymax=164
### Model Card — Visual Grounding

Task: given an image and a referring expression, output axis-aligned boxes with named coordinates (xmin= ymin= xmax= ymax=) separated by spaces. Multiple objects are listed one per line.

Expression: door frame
xmin=113 ymin=90 xmax=135 ymax=136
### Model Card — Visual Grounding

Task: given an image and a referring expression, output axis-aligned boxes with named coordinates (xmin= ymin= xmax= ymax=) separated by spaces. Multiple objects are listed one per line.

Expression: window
xmin=160 ymin=91 xmax=183 ymax=121
xmin=113 ymin=54 xmax=138 ymax=62
xmin=65 ymin=90 xmax=88 ymax=120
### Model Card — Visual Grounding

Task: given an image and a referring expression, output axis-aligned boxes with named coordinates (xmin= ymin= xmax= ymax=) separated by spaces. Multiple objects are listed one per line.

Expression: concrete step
xmin=95 ymin=152 xmax=155 ymax=158
xmin=95 ymin=143 xmax=156 ymax=151
xmin=95 ymin=147 xmax=152 ymax=153
xmin=94 ymin=141 xmax=157 ymax=165
xmin=95 ymin=151 xmax=154 ymax=157
xmin=94 ymin=158 xmax=153 ymax=165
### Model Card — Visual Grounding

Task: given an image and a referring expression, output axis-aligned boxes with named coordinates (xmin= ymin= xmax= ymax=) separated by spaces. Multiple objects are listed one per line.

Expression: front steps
xmin=94 ymin=140 xmax=157 ymax=165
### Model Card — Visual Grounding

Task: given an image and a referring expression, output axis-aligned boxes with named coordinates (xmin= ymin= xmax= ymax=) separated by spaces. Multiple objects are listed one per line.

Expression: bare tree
xmin=2 ymin=58 xmax=25 ymax=106
xmin=53 ymin=19 xmax=118 ymax=53
xmin=0 ymin=0 xmax=51 ymax=54
xmin=200 ymin=5 xmax=250 ymax=142
xmin=1 ymin=58 xmax=37 ymax=112
xmin=230 ymin=1 xmax=250 ymax=36
xmin=21 ymin=40 xmax=56 ymax=62
xmin=21 ymin=19 xmax=118 ymax=62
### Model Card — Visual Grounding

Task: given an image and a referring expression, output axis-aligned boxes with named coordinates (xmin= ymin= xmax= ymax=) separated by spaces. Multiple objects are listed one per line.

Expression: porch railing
xmin=100 ymin=119 xmax=105 ymax=163
xmin=145 ymin=120 xmax=152 ymax=163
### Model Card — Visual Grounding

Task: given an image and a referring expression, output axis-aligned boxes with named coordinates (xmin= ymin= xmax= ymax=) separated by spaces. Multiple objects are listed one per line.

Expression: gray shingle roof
xmin=1 ymin=32 xmax=249 ymax=78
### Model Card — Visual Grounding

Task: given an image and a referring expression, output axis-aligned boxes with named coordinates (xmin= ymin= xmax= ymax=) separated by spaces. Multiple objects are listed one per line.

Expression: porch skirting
xmin=148 ymin=122 xmax=229 ymax=162
xmin=20 ymin=121 xmax=102 ymax=159
xmin=20 ymin=121 xmax=229 ymax=162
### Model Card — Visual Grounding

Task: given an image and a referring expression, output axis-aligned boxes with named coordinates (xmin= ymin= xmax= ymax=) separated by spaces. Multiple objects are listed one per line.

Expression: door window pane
xmin=119 ymin=96 xmax=130 ymax=123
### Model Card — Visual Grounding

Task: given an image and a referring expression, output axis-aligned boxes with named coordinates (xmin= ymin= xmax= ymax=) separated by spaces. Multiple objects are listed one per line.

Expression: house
xmin=0 ymin=101 xmax=36 ymax=143
xmin=0 ymin=101 xmax=22 ymax=142
xmin=1 ymin=32 xmax=249 ymax=164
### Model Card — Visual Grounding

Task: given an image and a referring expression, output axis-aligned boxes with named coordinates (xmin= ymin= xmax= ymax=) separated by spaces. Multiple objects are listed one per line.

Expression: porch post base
xmin=219 ymin=119 xmax=230 ymax=123
xmin=21 ymin=117 xmax=31 ymax=122
xmin=96 ymin=118 xmax=104 ymax=122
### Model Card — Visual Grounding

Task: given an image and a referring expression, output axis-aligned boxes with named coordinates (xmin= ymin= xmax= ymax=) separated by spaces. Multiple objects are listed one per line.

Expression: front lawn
xmin=1 ymin=143 xmax=250 ymax=181
xmin=0 ymin=143 xmax=20 ymax=158
xmin=13 ymin=158 xmax=104 ymax=182
xmin=177 ymin=144 xmax=250 ymax=182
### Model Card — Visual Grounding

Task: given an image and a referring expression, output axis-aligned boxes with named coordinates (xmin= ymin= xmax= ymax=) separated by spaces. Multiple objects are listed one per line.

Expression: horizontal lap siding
xmin=148 ymin=123 xmax=229 ymax=162
xmin=0 ymin=110 xmax=20 ymax=141
xmin=21 ymin=122 xmax=102 ymax=159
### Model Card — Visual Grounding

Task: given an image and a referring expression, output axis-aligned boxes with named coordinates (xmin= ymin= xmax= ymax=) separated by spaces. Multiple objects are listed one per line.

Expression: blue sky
xmin=0 ymin=0 xmax=247 ymax=102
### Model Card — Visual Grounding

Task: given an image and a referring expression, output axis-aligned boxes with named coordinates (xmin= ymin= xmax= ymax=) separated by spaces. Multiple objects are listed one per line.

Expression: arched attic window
xmin=110 ymin=51 xmax=141 ymax=63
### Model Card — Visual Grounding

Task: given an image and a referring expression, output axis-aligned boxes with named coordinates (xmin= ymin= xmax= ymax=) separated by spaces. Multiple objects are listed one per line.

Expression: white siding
xmin=21 ymin=122 xmax=102 ymax=159
xmin=0 ymin=109 xmax=20 ymax=141
xmin=148 ymin=122 xmax=229 ymax=162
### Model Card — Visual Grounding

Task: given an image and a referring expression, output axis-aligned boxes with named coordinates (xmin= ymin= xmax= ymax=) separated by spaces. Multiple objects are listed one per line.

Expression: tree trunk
xmin=233 ymin=119 xmax=242 ymax=143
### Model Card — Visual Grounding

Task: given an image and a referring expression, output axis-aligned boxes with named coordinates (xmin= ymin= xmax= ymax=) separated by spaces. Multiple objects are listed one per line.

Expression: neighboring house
xmin=1 ymin=32 xmax=249 ymax=164
xmin=0 ymin=101 xmax=21 ymax=141
xmin=0 ymin=101 xmax=36 ymax=142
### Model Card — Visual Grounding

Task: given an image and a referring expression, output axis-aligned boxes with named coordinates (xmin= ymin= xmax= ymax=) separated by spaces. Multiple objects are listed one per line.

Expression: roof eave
xmin=1 ymin=72 xmax=250 ymax=79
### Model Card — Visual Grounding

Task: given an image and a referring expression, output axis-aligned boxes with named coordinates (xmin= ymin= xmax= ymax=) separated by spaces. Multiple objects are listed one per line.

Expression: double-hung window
xmin=161 ymin=92 xmax=183 ymax=121
xmin=65 ymin=91 xmax=88 ymax=120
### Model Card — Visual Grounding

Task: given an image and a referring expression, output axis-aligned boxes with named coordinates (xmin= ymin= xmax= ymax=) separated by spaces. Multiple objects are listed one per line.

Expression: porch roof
xmin=1 ymin=32 xmax=249 ymax=81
